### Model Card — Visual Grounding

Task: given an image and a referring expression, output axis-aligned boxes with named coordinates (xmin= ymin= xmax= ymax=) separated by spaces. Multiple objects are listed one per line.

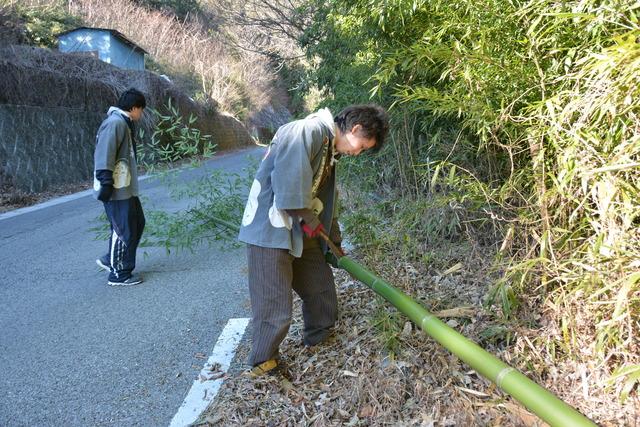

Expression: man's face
xmin=335 ymin=124 xmax=377 ymax=156
xmin=129 ymin=106 xmax=144 ymax=122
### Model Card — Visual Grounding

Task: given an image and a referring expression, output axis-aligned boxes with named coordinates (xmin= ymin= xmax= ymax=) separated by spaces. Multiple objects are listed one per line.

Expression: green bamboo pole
xmin=338 ymin=257 xmax=596 ymax=427
xmin=216 ymin=219 xmax=594 ymax=425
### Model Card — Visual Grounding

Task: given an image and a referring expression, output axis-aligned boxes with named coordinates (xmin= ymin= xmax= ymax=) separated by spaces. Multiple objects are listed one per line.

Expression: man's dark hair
xmin=117 ymin=88 xmax=146 ymax=111
xmin=334 ymin=104 xmax=390 ymax=153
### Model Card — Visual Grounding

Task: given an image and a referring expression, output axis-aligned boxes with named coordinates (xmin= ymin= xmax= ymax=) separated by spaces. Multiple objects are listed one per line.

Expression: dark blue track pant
xmin=103 ymin=197 xmax=145 ymax=282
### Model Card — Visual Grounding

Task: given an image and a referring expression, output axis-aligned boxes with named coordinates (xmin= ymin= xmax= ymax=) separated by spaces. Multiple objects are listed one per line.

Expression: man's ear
xmin=350 ymin=123 xmax=363 ymax=135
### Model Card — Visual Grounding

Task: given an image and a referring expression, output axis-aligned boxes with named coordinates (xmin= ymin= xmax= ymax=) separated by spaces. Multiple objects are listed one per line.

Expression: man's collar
xmin=107 ymin=106 xmax=131 ymax=118
xmin=331 ymin=124 xmax=340 ymax=165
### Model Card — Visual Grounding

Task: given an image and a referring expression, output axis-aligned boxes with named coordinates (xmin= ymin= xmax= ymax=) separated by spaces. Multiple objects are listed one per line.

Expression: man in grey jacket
xmin=94 ymin=88 xmax=146 ymax=286
xmin=239 ymin=104 xmax=389 ymax=376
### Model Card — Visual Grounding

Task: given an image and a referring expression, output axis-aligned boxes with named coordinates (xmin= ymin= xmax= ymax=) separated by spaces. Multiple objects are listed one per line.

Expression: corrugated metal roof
xmin=56 ymin=27 xmax=149 ymax=55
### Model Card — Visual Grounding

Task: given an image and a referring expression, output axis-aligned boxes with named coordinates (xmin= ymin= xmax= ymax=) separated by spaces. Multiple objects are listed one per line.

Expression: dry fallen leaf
xmin=402 ymin=321 xmax=412 ymax=337
xmin=434 ymin=306 xmax=476 ymax=318
xmin=198 ymin=249 xmax=629 ymax=426
xmin=442 ymin=263 xmax=463 ymax=275
xmin=338 ymin=408 xmax=351 ymax=418
xmin=358 ymin=404 xmax=375 ymax=418
xmin=454 ymin=386 xmax=490 ymax=398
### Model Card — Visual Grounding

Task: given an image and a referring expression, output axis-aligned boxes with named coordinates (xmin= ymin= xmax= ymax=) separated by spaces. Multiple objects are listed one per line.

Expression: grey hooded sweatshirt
xmin=93 ymin=107 xmax=140 ymax=200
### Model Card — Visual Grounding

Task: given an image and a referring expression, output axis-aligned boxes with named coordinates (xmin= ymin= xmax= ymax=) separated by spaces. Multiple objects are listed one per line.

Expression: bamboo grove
xmin=299 ymin=0 xmax=639 ymax=409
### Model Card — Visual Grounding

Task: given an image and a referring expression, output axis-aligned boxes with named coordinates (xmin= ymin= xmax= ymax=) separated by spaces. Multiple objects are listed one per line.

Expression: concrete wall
xmin=0 ymin=105 xmax=103 ymax=193
xmin=0 ymin=104 xmax=254 ymax=194
xmin=0 ymin=48 xmax=254 ymax=194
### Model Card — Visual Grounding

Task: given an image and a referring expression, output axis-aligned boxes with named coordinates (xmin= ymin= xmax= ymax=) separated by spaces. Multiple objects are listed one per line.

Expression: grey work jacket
xmin=238 ymin=108 xmax=337 ymax=258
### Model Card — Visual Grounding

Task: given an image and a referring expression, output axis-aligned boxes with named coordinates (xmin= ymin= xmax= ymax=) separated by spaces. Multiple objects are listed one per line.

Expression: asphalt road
xmin=0 ymin=147 xmax=264 ymax=426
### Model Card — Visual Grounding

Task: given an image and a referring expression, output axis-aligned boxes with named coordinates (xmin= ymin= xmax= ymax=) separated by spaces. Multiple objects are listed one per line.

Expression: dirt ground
xmin=0 ymin=180 xmax=93 ymax=214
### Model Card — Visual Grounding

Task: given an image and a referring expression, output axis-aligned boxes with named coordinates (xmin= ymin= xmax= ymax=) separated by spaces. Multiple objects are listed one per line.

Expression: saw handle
xmin=318 ymin=229 xmax=345 ymax=258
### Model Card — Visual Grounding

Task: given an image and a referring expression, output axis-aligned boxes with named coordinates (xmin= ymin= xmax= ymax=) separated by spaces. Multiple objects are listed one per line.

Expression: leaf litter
xmin=196 ymin=249 xmax=548 ymax=426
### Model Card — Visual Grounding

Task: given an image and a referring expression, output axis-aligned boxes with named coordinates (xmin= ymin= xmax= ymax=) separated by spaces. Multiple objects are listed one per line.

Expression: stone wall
xmin=0 ymin=105 xmax=104 ymax=193
xmin=203 ymin=112 xmax=254 ymax=151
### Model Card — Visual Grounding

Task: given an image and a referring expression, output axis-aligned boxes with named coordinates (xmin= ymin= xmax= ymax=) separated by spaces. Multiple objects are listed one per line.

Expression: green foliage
xmin=339 ymin=111 xmax=503 ymax=256
xmin=272 ymin=58 xmax=316 ymax=116
xmin=93 ymin=100 xmax=250 ymax=253
xmin=607 ymin=364 xmax=640 ymax=404
xmin=14 ymin=2 xmax=83 ymax=48
xmin=371 ymin=298 xmax=403 ymax=354
xmin=93 ymin=169 xmax=250 ymax=254
xmin=479 ymin=324 xmax=514 ymax=347
xmin=300 ymin=0 xmax=640 ymax=407
xmin=90 ymin=211 xmax=111 ymax=242
xmin=140 ymin=169 xmax=250 ymax=251
xmin=138 ymin=98 xmax=216 ymax=172
xmin=134 ymin=101 xmax=257 ymax=251
xmin=485 ymin=279 xmax=519 ymax=319
xmin=302 ymin=3 xmax=391 ymax=109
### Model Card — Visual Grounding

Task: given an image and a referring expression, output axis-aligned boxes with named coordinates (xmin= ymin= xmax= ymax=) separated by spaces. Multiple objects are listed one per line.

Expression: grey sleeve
xmin=94 ymin=120 xmax=119 ymax=171
xmin=271 ymin=122 xmax=324 ymax=209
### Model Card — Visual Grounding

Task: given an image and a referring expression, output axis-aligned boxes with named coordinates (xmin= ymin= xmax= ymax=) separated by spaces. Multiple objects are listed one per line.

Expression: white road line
xmin=169 ymin=317 xmax=250 ymax=427
xmin=0 ymin=174 xmax=151 ymax=221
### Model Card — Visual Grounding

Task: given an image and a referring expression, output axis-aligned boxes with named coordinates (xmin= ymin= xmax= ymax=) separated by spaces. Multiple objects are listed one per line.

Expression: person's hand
xmin=302 ymin=222 xmax=325 ymax=238
xmin=325 ymin=251 xmax=340 ymax=268
xmin=97 ymin=184 xmax=113 ymax=202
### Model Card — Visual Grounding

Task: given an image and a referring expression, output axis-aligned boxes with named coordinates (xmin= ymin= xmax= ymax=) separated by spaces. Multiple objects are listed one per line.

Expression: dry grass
xmin=67 ymin=0 xmax=269 ymax=114
xmin=201 ymin=0 xmax=321 ymax=118
xmin=6 ymin=0 xmax=282 ymax=117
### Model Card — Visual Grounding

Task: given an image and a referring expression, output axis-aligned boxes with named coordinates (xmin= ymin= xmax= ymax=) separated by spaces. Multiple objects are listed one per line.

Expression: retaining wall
xmin=0 ymin=104 xmax=103 ymax=193
xmin=0 ymin=47 xmax=254 ymax=194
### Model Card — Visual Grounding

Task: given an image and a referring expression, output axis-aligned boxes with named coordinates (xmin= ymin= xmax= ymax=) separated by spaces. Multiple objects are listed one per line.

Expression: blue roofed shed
xmin=56 ymin=27 xmax=148 ymax=70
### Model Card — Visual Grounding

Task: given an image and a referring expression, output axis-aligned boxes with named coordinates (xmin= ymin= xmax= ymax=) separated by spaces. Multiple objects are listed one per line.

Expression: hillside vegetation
xmin=297 ymin=0 xmax=639 ymax=424
xmin=1 ymin=0 xmax=293 ymax=130
xmin=203 ymin=0 xmax=638 ymax=424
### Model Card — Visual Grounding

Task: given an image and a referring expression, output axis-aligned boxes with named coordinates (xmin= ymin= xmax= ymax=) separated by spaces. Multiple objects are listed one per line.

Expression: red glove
xmin=302 ymin=222 xmax=325 ymax=238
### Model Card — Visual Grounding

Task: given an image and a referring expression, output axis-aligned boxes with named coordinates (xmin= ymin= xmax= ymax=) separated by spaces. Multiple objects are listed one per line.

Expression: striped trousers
xmin=247 ymin=242 xmax=337 ymax=366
